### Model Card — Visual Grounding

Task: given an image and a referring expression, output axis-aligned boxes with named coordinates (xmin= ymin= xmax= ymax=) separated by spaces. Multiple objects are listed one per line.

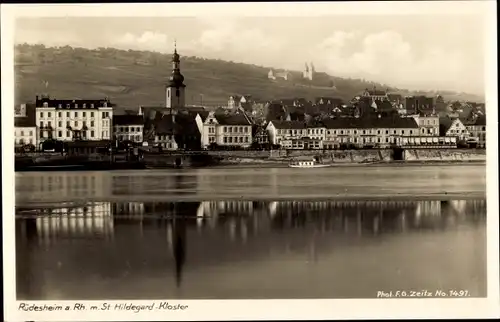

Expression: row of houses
xmin=14 ymin=47 xmax=487 ymax=151
xmin=13 ymin=96 xmax=486 ymax=151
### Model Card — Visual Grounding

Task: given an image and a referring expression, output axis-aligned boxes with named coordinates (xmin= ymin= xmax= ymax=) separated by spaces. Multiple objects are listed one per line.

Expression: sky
xmin=14 ymin=13 xmax=487 ymax=95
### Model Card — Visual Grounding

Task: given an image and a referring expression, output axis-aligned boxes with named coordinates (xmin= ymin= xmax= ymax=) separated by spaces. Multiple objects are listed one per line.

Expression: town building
xmin=439 ymin=116 xmax=470 ymax=141
xmin=34 ymin=95 xmax=113 ymax=145
xmin=113 ymin=114 xmax=144 ymax=143
xmin=266 ymin=120 xmax=308 ymax=148
xmin=322 ymin=117 xmax=420 ymax=149
xmin=410 ymin=113 xmax=440 ymax=136
xmin=196 ymin=111 xmax=253 ymax=148
xmin=253 ymin=125 xmax=270 ymax=146
xmin=14 ymin=103 xmax=37 ymax=148
xmin=405 ymin=95 xmax=434 ymax=115
xmin=462 ymin=115 xmax=486 ymax=148
xmin=227 ymin=95 xmax=252 ymax=110
xmin=362 ymin=87 xmax=389 ymax=102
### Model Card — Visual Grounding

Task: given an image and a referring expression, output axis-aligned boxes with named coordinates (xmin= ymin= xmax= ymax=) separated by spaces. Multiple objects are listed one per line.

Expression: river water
xmin=15 ymin=164 xmax=487 ymax=299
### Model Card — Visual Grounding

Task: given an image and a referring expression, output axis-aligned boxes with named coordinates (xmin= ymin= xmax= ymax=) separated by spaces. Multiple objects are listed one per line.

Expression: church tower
xmin=166 ymin=42 xmax=186 ymax=109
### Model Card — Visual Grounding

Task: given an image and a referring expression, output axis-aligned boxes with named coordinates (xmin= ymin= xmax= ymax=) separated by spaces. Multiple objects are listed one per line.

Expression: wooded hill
xmin=14 ymin=44 xmax=484 ymax=111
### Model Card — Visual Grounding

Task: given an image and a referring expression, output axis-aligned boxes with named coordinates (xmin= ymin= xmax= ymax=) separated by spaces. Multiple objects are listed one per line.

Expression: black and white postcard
xmin=2 ymin=1 xmax=499 ymax=320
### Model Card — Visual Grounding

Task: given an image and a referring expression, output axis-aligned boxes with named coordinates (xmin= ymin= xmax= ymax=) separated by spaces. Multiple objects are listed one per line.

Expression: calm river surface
xmin=15 ymin=164 xmax=487 ymax=299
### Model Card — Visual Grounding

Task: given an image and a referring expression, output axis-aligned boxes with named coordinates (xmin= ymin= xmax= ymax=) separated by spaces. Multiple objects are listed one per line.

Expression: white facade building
xmin=35 ymin=96 xmax=113 ymax=143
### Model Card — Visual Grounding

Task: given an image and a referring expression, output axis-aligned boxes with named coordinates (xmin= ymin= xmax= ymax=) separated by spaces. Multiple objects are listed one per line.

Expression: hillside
xmin=14 ymin=44 xmax=484 ymax=111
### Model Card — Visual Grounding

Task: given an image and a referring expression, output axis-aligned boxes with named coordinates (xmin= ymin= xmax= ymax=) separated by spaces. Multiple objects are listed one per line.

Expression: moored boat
xmin=288 ymin=156 xmax=331 ymax=168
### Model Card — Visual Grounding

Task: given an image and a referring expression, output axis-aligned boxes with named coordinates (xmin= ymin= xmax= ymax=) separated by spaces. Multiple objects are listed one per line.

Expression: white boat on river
xmin=288 ymin=156 xmax=332 ymax=168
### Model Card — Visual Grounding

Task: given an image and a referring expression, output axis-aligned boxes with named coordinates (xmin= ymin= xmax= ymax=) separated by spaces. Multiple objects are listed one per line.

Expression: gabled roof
xmin=114 ymin=115 xmax=144 ymax=126
xmin=214 ymin=113 xmax=251 ymax=126
xmin=197 ymin=111 xmax=210 ymax=122
xmin=439 ymin=116 xmax=459 ymax=135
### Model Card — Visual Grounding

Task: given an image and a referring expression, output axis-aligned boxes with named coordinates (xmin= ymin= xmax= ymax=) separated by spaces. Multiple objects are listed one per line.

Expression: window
xmin=91 ymin=112 xmax=95 ymax=117
xmin=75 ymin=121 xmax=79 ymax=127
xmin=58 ymin=131 xmax=62 ymax=137
xmin=29 ymin=131 xmax=33 ymax=136
xmin=385 ymin=130 xmax=389 ymax=134
xmin=410 ymin=130 xmax=413 ymax=135
xmin=363 ymin=130 xmax=366 ymax=134
xmin=393 ymin=130 xmax=396 ymax=134
xmin=20 ymin=130 xmax=24 ymax=136
xmin=90 ymin=121 xmax=95 ymax=127
xmin=228 ymin=127 xmax=232 ymax=133
xmin=137 ymin=127 xmax=141 ymax=132
xmin=402 ymin=130 xmax=405 ymax=134
xmin=67 ymin=131 xmax=70 ymax=137
xmin=245 ymin=137 xmax=248 ymax=143
xmin=224 ymin=137 xmax=227 ymax=143
xmin=131 ymin=127 xmax=135 ymax=133
xmin=67 ymin=112 xmax=70 ymax=117
xmin=58 ymin=112 xmax=62 ymax=117
xmin=48 ymin=121 xmax=52 ymax=127
xmin=83 ymin=112 xmax=86 ymax=117
xmin=224 ymin=127 xmax=227 ymax=133
xmin=40 ymin=121 xmax=44 ymax=128
xmin=66 ymin=104 xmax=70 ymax=108
xmin=75 ymin=112 xmax=78 ymax=117
xmin=91 ymin=131 xmax=95 ymax=137
xmin=244 ymin=127 xmax=248 ymax=133
xmin=58 ymin=121 xmax=62 ymax=127
xmin=40 ymin=112 xmax=44 ymax=118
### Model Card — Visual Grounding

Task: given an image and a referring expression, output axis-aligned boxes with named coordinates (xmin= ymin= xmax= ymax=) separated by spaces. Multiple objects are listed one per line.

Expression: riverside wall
xmin=210 ymin=149 xmax=486 ymax=164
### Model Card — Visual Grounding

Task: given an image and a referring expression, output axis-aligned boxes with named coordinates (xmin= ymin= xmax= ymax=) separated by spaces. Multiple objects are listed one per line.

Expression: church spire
xmin=169 ymin=40 xmax=185 ymax=88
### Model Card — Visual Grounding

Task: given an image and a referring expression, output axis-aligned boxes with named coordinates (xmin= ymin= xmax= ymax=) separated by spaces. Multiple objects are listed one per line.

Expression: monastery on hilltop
xmin=268 ymin=62 xmax=315 ymax=81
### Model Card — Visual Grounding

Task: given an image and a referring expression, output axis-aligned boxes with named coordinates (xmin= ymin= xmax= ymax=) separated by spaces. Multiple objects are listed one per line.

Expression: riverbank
xmin=15 ymin=148 xmax=486 ymax=171
xmin=216 ymin=148 xmax=486 ymax=167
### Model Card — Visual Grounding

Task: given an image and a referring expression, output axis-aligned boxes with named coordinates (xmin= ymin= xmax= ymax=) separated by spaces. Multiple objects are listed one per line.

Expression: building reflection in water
xmin=17 ymin=202 xmax=114 ymax=246
xmin=16 ymin=199 xmax=486 ymax=291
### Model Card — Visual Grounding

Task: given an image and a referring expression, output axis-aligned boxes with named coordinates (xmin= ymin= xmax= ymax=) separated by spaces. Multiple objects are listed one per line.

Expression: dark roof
xmin=439 ymin=116 xmax=454 ymax=135
xmin=174 ymin=113 xmax=201 ymax=136
xmin=154 ymin=115 xmax=175 ymax=135
xmin=113 ymin=115 xmax=144 ymax=126
xmin=35 ymin=96 xmax=113 ymax=109
xmin=474 ymin=115 xmax=486 ymax=126
xmin=365 ymin=89 xmax=387 ymax=96
xmin=322 ymin=116 xmax=418 ymax=129
xmin=197 ymin=111 xmax=210 ymax=122
xmin=387 ymin=94 xmax=403 ymax=101
xmin=270 ymin=120 xmax=307 ymax=129
xmin=214 ymin=114 xmax=251 ymax=126
xmin=14 ymin=103 xmax=36 ymax=127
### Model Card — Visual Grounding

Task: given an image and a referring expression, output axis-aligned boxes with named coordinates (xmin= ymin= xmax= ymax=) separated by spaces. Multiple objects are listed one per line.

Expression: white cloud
xmin=193 ymin=20 xmax=286 ymax=65
xmin=112 ymin=31 xmax=172 ymax=52
xmin=315 ymin=30 xmax=477 ymax=92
